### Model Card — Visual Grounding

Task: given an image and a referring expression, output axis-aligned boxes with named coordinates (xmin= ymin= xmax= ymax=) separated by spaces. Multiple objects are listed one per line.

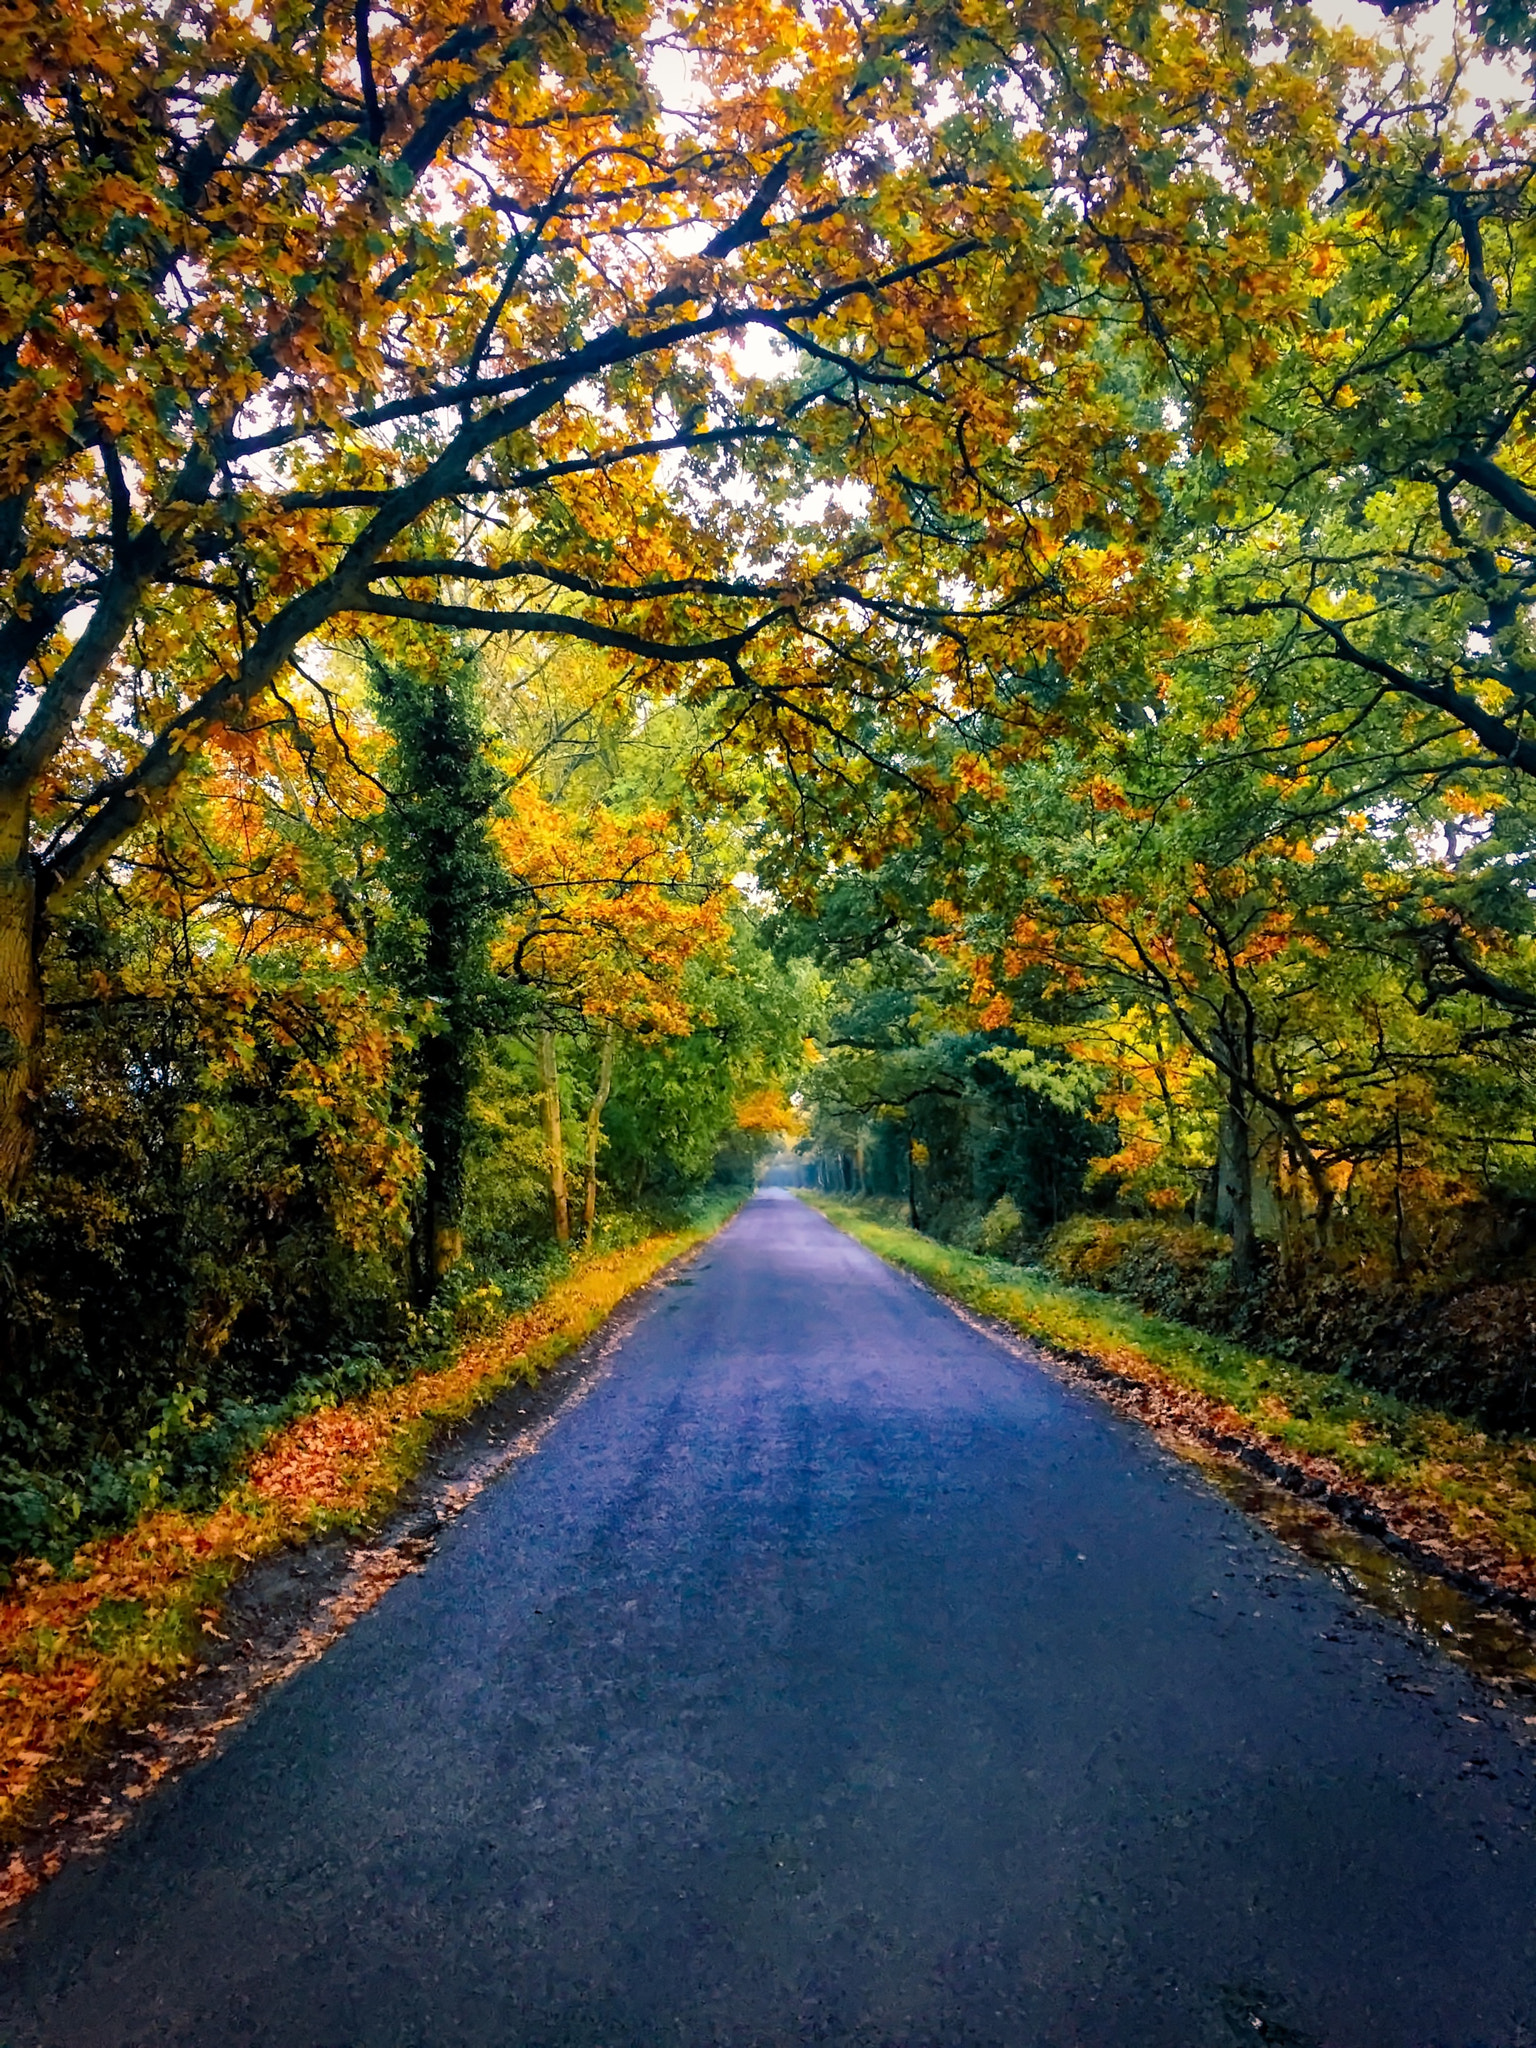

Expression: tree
xmin=0 ymin=0 xmax=1352 ymax=1199
xmin=368 ymin=642 xmax=518 ymax=1296
xmin=925 ymin=643 xmax=1536 ymax=1278
xmin=491 ymin=777 xmax=730 ymax=1230
xmin=1206 ymin=71 xmax=1536 ymax=789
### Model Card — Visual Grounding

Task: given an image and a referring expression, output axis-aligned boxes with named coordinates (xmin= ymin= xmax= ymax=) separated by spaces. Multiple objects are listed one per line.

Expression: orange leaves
xmin=1079 ymin=774 xmax=1134 ymax=814
xmin=947 ymin=751 xmax=1007 ymax=803
xmin=974 ymin=992 xmax=1014 ymax=1031
xmin=249 ymin=1395 xmax=417 ymax=1516
xmin=0 ymin=1223 xmax=716 ymax=1838
xmin=492 ymin=786 xmax=726 ymax=1034
xmin=1006 ymin=915 xmax=1055 ymax=970
xmin=2 ymin=0 xmax=1369 ymax=968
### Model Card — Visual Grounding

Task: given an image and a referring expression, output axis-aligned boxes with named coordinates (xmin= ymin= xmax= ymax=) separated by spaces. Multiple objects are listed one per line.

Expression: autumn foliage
xmin=7 ymin=0 xmax=1536 ymax=1873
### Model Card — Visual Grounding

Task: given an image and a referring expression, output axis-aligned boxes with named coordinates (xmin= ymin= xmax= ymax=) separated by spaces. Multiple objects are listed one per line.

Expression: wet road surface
xmin=2 ymin=1190 xmax=1535 ymax=2046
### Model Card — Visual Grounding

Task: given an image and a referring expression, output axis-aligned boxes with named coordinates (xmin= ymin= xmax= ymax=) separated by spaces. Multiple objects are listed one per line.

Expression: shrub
xmin=1038 ymin=1214 xmax=1536 ymax=1433
xmin=977 ymin=1194 xmax=1025 ymax=1259
xmin=1042 ymin=1216 xmax=1233 ymax=1322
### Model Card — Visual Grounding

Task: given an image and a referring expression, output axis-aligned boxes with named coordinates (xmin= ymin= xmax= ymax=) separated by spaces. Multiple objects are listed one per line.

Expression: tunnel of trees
xmin=4 ymin=0 xmax=1536 ymax=1554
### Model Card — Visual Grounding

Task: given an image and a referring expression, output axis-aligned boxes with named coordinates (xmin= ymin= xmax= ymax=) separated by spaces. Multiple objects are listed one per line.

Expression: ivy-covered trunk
xmin=368 ymin=646 xmax=511 ymax=1303
xmin=0 ymin=812 xmax=40 ymax=1208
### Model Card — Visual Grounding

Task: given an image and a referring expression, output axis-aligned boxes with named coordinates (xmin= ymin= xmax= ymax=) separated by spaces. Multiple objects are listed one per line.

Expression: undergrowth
xmin=1040 ymin=1214 xmax=1536 ymax=1434
xmin=0 ymin=1193 xmax=741 ymax=1842
xmin=0 ymin=1203 xmax=691 ymax=1571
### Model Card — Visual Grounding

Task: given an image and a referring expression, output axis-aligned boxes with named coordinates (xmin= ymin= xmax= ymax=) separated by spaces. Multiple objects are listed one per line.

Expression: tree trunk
xmin=1216 ymin=1084 xmax=1257 ymax=1284
xmin=418 ymin=1052 xmax=466 ymax=1296
xmin=907 ymin=1133 xmax=920 ymax=1230
xmin=0 ymin=815 xmax=41 ymax=1210
xmin=540 ymin=1027 xmax=569 ymax=1246
xmin=583 ymin=1024 xmax=614 ymax=1244
xmin=1251 ymin=1128 xmax=1282 ymax=1242
xmin=414 ymin=1011 xmax=471 ymax=1301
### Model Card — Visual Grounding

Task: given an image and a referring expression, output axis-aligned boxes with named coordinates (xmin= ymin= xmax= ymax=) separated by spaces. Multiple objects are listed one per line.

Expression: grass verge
xmin=805 ymin=1194 xmax=1536 ymax=1586
xmin=0 ymin=1202 xmax=738 ymax=1839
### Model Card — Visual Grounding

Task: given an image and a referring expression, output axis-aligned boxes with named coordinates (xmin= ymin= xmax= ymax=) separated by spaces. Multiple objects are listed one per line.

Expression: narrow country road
xmin=4 ymin=1192 xmax=1536 ymax=2047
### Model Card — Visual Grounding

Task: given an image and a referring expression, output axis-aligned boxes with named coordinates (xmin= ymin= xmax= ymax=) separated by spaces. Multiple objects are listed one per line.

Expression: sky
xmin=1313 ymin=0 xmax=1528 ymax=103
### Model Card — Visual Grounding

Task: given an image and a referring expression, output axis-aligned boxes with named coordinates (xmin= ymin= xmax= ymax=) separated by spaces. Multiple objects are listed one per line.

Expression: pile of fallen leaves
xmin=0 ymin=1228 xmax=711 ymax=1840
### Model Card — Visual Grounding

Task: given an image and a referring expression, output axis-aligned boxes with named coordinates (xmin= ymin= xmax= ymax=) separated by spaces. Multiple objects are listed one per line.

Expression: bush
xmin=1038 ymin=1214 xmax=1536 ymax=1433
xmin=977 ymin=1193 xmax=1025 ymax=1258
xmin=1042 ymin=1216 xmax=1234 ymax=1322
xmin=922 ymin=1195 xmax=985 ymax=1249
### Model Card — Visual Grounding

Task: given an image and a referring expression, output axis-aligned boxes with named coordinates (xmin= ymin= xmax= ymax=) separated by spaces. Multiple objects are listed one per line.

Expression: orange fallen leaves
xmin=0 ymin=1225 xmax=721 ymax=1840
xmin=247 ymin=1409 xmax=399 ymax=1516
xmin=246 ymin=1294 xmax=574 ymax=1515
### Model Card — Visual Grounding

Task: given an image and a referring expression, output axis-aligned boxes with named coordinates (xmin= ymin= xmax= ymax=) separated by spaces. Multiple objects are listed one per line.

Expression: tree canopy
xmin=0 ymin=0 xmax=1353 ymax=1192
xmin=9 ymin=0 xmax=1536 ymax=1548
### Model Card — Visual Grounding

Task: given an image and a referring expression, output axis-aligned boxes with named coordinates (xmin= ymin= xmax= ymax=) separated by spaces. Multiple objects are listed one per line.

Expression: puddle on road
xmin=1190 ymin=1452 xmax=1536 ymax=1691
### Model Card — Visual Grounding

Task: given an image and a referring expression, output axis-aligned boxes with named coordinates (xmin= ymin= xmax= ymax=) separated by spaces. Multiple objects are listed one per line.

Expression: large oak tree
xmin=0 ymin=0 xmax=1344 ymax=1197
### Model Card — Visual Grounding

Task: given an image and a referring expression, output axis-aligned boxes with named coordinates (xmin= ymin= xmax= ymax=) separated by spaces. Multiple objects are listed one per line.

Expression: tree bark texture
xmin=540 ymin=1027 xmax=570 ymax=1246
xmin=418 ymin=1019 xmax=469 ymax=1295
xmin=584 ymin=1025 xmax=614 ymax=1243
xmin=0 ymin=815 xmax=41 ymax=1209
xmin=1216 ymin=1085 xmax=1258 ymax=1285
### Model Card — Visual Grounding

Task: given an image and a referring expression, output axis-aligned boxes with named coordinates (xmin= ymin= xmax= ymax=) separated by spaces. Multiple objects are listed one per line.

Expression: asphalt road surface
xmin=3 ymin=1191 xmax=1536 ymax=2047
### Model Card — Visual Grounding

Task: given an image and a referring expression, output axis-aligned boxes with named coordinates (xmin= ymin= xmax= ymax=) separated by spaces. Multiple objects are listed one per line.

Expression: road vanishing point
xmin=2 ymin=1191 xmax=1535 ymax=2046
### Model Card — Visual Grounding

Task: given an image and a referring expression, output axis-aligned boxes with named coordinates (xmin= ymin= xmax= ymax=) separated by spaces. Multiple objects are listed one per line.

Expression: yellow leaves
xmin=492 ymin=785 xmax=726 ymax=1035
xmin=734 ymin=1085 xmax=801 ymax=1135
xmin=2 ymin=0 xmax=1367 ymax=886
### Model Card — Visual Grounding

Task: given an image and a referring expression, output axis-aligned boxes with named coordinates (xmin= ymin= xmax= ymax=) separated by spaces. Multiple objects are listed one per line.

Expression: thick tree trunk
xmin=583 ymin=1024 xmax=614 ymax=1244
xmin=540 ymin=1027 xmax=570 ymax=1246
xmin=1251 ymin=1128 xmax=1282 ymax=1242
xmin=0 ymin=816 xmax=41 ymax=1209
xmin=414 ymin=1015 xmax=471 ymax=1301
xmin=1216 ymin=1084 xmax=1257 ymax=1284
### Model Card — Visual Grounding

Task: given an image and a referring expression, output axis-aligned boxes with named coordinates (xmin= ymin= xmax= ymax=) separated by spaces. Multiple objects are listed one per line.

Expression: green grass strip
xmin=803 ymin=1194 xmax=1536 ymax=1565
